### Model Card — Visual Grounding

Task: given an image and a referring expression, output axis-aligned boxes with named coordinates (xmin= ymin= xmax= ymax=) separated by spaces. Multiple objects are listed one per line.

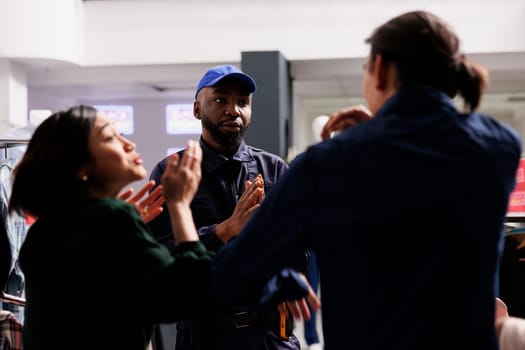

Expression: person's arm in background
xmin=211 ymin=152 xmax=314 ymax=309
xmin=148 ymin=159 xmax=178 ymax=251
xmin=495 ymin=297 xmax=525 ymax=350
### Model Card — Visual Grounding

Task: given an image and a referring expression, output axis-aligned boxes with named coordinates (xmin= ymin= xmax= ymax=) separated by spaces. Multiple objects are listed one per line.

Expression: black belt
xmin=207 ymin=308 xmax=281 ymax=329
xmin=216 ymin=311 xmax=258 ymax=329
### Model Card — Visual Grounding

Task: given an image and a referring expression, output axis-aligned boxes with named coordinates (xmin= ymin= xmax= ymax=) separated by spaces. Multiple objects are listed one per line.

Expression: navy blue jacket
xmin=148 ymin=138 xmax=294 ymax=350
xmin=149 ymin=138 xmax=289 ymax=253
xmin=211 ymin=87 xmax=522 ymax=350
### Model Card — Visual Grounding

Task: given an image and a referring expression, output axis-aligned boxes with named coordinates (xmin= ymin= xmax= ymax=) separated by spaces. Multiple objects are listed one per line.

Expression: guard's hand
xmin=118 ymin=180 xmax=164 ymax=223
xmin=245 ymin=174 xmax=265 ymax=204
xmin=216 ymin=174 xmax=264 ymax=243
xmin=321 ymin=104 xmax=372 ymax=140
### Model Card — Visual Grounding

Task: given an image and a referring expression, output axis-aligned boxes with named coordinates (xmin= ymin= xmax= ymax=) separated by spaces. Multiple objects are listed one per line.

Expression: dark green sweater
xmin=19 ymin=198 xmax=214 ymax=350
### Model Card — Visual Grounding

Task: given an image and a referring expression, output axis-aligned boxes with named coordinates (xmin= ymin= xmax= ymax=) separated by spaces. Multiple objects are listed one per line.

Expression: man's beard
xmin=201 ymin=114 xmax=247 ymax=148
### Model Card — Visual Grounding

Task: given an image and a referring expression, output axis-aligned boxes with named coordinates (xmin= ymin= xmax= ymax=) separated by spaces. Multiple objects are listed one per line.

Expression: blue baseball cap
xmin=195 ymin=64 xmax=257 ymax=99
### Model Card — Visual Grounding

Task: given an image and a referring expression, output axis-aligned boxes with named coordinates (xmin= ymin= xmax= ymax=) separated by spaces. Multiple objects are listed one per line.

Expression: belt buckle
xmin=233 ymin=312 xmax=252 ymax=329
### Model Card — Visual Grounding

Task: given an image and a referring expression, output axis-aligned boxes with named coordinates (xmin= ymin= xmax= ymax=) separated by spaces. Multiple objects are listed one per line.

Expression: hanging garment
xmin=0 ymin=310 xmax=22 ymax=350
xmin=0 ymin=159 xmax=27 ymax=323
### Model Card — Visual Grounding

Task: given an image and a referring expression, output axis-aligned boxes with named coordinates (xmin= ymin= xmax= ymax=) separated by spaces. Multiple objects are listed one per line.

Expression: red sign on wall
xmin=507 ymin=158 xmax=525 ymax=216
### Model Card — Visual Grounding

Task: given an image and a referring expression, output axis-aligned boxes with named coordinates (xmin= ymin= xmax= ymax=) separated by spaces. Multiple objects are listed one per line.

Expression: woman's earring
xmin=82 ymin=175 xmax=88 ymax=182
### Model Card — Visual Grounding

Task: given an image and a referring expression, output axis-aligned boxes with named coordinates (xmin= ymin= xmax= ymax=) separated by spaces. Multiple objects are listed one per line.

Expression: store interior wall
xmin=28 ymin=75 xmax=525 ymax=192
xmin=2 ymin=0 xmax=525 ymax=190
xmin=28 ymin=91 xmax=201 ymax=190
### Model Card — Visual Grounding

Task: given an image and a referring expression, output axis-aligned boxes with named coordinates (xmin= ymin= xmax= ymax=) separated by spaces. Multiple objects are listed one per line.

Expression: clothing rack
xmin=0 ymin=139 xmax=29 ymax=308
xmin=0 ymin=292 xmax=25 ymax=307
xmin=0 ymin=139 xmax=29 ymax=159
xmin=506 ymin=216 xmax=525 ymax=224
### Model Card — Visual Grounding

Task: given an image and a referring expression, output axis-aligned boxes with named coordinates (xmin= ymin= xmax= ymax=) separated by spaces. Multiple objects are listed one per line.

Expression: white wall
xmin=83 ymin=0 xmax=525 ymax=66
xmin=2 ymin=0 xmax=521 ymax=67
xmin=0 ymin=0 xmax=522 ymax=69
xmin=0 ymin=60 xmax=28 ymax=129
xmin=0 ymin=0 xmax=84 ymax=65
xmin=28 ymin=89 xmax=80 ymax=113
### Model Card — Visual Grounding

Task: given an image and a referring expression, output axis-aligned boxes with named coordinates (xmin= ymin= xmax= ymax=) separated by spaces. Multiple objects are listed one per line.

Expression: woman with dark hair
xmin=212 ymin=11 xmax=521 ymax=350
xmin=9 ymin=105 xmax=214 ymax=350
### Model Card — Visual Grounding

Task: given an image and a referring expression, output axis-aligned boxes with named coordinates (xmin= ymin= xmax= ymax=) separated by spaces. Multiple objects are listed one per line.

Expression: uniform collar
xmin=199 ymin=137 xmax=255 ymax=173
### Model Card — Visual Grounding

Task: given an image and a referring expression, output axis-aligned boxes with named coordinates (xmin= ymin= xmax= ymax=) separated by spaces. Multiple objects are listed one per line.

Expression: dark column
xmin=241 ymin=51 xmax=291 ymax=159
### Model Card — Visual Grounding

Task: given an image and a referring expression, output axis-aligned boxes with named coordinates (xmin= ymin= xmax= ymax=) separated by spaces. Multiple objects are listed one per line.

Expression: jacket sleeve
xmin=197 ymin=224 xmax=226 ymax=251
xmin=211 ymin=153 xmax=313 ymax=309
xmin=103 ymin=203 xmax=217 ymax=323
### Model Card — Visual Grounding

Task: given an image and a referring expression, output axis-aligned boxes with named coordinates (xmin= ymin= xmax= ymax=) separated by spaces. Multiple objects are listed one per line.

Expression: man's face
xmin=195 ymin=78 xmax=252 ymax=151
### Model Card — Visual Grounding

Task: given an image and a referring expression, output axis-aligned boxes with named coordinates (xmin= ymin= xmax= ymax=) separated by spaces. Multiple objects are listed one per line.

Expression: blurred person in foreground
xmin=211 ymin=10 xmax=521 ymax=350
xmin=9 ymin=105 xmax=213 ymax=350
